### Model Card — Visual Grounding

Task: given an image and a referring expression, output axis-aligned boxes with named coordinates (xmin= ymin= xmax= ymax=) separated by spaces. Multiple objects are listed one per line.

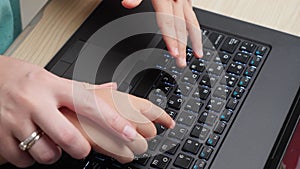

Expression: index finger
xmin=152 ymin=0 xmax=180 ymax=60
xmin=129 ymin=95 xmax=176 ymax=129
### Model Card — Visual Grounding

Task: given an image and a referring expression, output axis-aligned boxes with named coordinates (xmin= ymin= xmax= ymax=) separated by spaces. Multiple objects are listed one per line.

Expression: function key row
xmin=202 ymin=29 xmax=268 ymax=57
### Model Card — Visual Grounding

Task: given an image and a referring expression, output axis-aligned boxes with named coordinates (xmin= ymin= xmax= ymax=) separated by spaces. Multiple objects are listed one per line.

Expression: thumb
xmin=121 ymin=0 xmax=143 ymax=9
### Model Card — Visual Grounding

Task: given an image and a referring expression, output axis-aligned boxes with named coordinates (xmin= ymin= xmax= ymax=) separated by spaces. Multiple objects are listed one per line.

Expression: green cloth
xmin=0 ymin=0 xmax=22 ymax=54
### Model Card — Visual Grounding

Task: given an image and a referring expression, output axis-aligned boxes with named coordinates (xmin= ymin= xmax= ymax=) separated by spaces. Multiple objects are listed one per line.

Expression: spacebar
xmin=130 ymin=69 xmax=162 ymax=98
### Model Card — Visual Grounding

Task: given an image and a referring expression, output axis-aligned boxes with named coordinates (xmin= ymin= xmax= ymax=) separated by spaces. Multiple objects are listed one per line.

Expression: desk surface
xmin=9 ymin=0 xmax=300 ymax=67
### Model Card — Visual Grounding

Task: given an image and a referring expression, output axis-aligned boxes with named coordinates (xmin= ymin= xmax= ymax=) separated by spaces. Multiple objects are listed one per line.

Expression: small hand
xmin=122 ymin=0 xmax=203 ymax=67
xmin=62 ymin=87 xmax=175 ymax=163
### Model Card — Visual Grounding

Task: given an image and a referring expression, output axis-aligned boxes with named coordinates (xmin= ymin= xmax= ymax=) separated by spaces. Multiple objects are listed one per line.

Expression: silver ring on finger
xmin=19 ymin=129 xmax=44 ymax=151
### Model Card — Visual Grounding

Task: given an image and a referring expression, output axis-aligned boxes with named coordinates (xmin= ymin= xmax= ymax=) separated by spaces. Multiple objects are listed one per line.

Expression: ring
xmin=19 ymin=129 xmax=43 ymax=151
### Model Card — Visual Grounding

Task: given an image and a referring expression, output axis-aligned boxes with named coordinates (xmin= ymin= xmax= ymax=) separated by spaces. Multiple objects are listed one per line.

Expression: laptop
xmin=8 ymin=0 xmax=299 ymax=169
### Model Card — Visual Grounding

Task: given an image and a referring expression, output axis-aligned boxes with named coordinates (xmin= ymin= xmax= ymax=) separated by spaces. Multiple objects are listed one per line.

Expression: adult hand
xmin=0 ymin=56 xmax=175 ymax=167
xmin=122 ymin=0 xmax=203 ymax=67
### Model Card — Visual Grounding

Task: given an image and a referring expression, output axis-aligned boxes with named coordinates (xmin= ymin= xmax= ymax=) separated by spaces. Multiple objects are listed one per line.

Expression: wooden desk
xmin=9 ymin=0 xmax=300 ymax=67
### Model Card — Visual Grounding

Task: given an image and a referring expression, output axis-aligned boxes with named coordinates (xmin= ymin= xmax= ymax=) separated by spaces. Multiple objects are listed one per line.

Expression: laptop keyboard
xmin=82 ymin=27 xmax=270 ymax=169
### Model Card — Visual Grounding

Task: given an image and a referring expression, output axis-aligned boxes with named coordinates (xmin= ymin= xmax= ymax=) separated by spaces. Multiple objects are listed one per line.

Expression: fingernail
xmin=170 ymin=120 xmax=176 ymax=129
xmin=197 ymin=49 xmax=204 ymax=58
xmin=196 ymin=49 xmax=203 ymax=58
xmin=123 ymin=125 xmax=137 ymax=140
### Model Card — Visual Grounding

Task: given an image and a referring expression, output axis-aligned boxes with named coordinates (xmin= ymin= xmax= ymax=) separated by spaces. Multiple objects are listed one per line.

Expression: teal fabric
xmin=0 ymin=0 xmax=22 ymax=54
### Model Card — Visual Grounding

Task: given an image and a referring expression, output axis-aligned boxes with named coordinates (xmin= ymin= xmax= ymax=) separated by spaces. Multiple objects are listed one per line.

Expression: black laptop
xmin=6 ymin=0 xmax=300 ymax=169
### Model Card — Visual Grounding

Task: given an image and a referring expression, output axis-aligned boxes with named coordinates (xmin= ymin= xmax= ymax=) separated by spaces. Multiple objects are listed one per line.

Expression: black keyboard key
xmin=135 ymin=153 xmax=151 ymax=166
xmin=190 ymin=125 xmax=210 ymax=140
xmin=160 ymin=139 xmax=180 ymax=155
xmin=227 ymin=63 xmax=245 ymax=75
xmin=207 ymin=63 xmax=225 ymax=76
xmin=198 ymin=111 xmax=217 ymax=126
xmin=193 ymin=87 xmax=211 ymax=100
xmin=244 ymin=66 xmax=256 ymax=77
xmin=148 ymin=137 xmax=161 ymax=151
xmin=220 ymin=37 xmax=240 ymax=54
xmin=199 ymin=74 xmax=218 ymax=88
xmin=177 ymin=111 xmax=196 ymax=126
xmin=175 ymin=84 xmax=192 ymax=96
xmin=240 ymin=41 xmax=256 ymax=53
xmin=206 ymin=134 xmax=220 ymax=147
xmin=226 ymin=98 xmax=239 ymax=110
xmin=208 ymin=32 xmax=225 ymax=49
xmin=161 ymin=72 xmax=176 ymax=85
xmin=84 ymin=160 xmax=100 ymax=169
xmin=202 ymin=29 xmax=209 ymax=36
xmin=214 ymin=121 xmax=227 ymax=135
xmin=155 ymin=123 xmax=166 ymax=135
xmin=193 ymin=160 xmax=206 ymax=169
xmin=182 ymin=139 xmax=202 ymax=154
xmin=215 ymin=52 xmax=231 ymax=64
xmin=255 ymin=46 xmax=268 ymax=56
xmin=249 ymin=55 xmax=262 ymax=67
xmin=202 ymin=49 xmax=215 ymax=61
xmin=169 ymin=64 xmax=184 ymax=74
xmin=150 ymin=155 xmax=170 ymax=169
xmin=232 ymin=87 xmax=245 ymax=99
xmin=206 ymin=99 xmax=225 ymax=112
xmin=220 ymin=109 xmax=233 ymax=122
xmin=166 ymin=109 xmax=178 ymax=119
xmin=173 ymin=154 xmax=194 ymax=169
xmin=184 ymin=99 xmax=203 ymax=113
xmin=186 ymin=47 xmax=194 ymax=62
xmin=168 ymin=95 xmax=184 ymax=110
xmin=156 ymin=54 xmax=171 ymax=68
xmin=181 ymin=72 xmax=200 ymax=84
xmin=156 ymin=82 xmax=173 ymax=95
xmin=220 ymin=74 xmax=238 ymax=87
xmin=238 ymin=76 xmax=251 ymax=88
xmin=213 ymin=86 xmax=231 ymax=100
xmin=148 ymin=94 xmax=167 ymax=108
xmin=152 ymin=88 xmax=166 ymax=96
xmin=199 ymin=146 xmax=213 ymax=160
xmin=190 ymin=59 xmax=206 ymax=73
xmin=169 ymin=126 xmax=187 ymax=140
xmin=130 ymin=69 xmax=161 ymax=98
xmin=233 ymin=52 xmax=251 ymax=64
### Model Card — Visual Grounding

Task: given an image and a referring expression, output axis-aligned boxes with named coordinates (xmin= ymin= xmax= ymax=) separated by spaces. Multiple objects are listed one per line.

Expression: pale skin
xmin=0 ymin=0 xmax=202 ymax=167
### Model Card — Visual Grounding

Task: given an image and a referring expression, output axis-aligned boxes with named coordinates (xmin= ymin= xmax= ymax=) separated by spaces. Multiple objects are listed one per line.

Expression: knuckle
xmin=36 ymin=150 xmax=59 ymax=164
xmin=56 ymin=129 xmax=78 ymax=148
xmin=24 ymin=69 xmax=51 ymax=82
xmin=107 ymin=112 xmax=122 ymax=126
xmin=14 ymin=159 xmax=35 ymax=168
xmin=162 ymin=19 xmax=174 ymax=27
xmin=140 ymin=99 xmax=153 ymax=113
